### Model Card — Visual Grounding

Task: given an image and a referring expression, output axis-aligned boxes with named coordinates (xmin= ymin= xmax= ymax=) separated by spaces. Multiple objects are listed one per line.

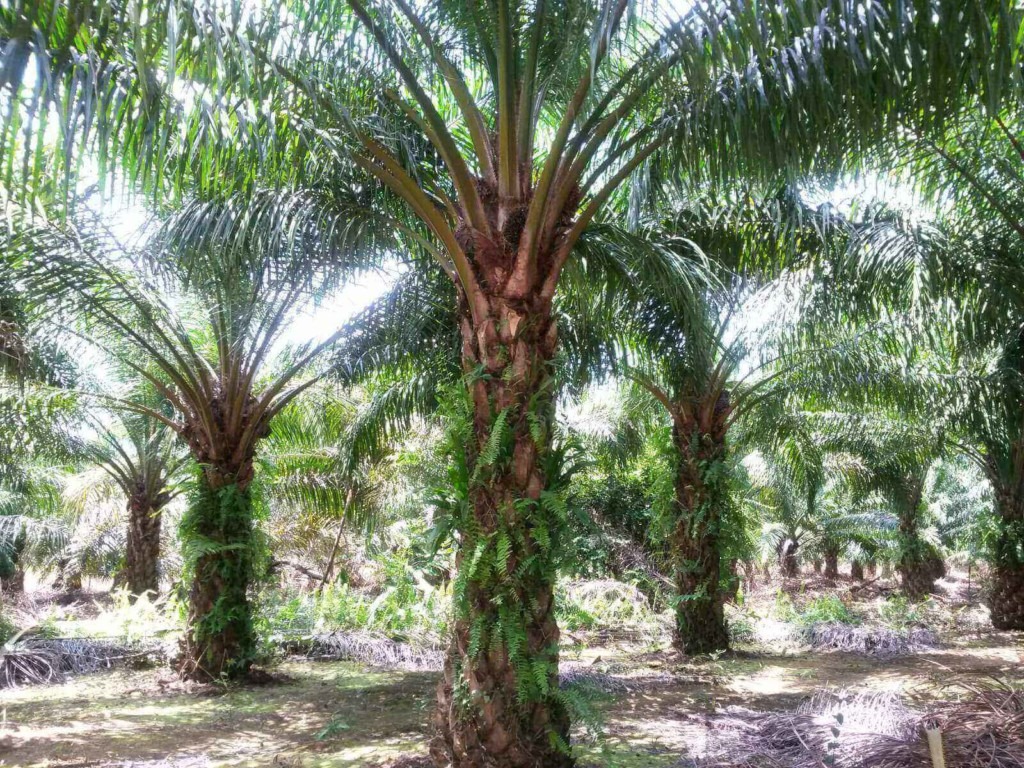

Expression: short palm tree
xmin=259 ymin=387 xmax=403 ymax=587
xmin=4 ymin=199 xmax=376 ymax=680
xmin=576 ymin=190 xmax=847 ymax=653
xmin=87 ymin=409 xmax=187 ymax=599
xmin=842 ymin=425 xmax=946 ymax=597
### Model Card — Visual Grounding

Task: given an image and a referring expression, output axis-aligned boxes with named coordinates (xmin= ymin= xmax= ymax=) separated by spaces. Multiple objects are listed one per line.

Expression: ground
xmin=2 ymin=570 xmax=1022 ymax=767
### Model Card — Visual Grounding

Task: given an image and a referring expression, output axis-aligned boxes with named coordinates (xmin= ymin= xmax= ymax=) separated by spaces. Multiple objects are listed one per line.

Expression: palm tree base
xmin=823 ymin=550 xmax=839 ymax=579
xmin=674 ymin=600 xmax=730 ymax=655
xmin=430 ymin=615 xmax=574 ymax=768
xmin=851 ymin=560 xmax=864 ymax=580
xmin=123 ymin=496 xmax=162 ymax=600
xmin=177 ymin=472 xmax=258 ymax=682
xmin=899 ymin=546 xmax=945 ymax=599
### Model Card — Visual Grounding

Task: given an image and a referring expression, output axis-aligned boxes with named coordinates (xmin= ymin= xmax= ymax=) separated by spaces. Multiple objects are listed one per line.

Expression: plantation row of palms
xmin=2 ymin=1 xmax=1024 ymax=766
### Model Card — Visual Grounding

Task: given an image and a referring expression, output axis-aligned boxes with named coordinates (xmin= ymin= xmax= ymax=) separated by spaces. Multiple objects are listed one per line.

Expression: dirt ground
xmin=2 ymin=570 xmax=1021 ymax=768
xmin=2 ymin=635 xmax=1020 ymax=768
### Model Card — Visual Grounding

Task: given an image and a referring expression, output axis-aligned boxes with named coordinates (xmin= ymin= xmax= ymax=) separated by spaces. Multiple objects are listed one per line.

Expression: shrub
xmin=799 ymin=596 xmax=861 ymax=626
xmin=728 ymin=613 xmax=757 ymax=643
xmin=556 ymin=579 xmax=660 ymax=632
xmin=259 ymin=558 xmax=451 ymax=648
xmin=879 ymin=594 xmax=927 ymax=629
xmin=773 ymin=590 xmax=798 ymax=622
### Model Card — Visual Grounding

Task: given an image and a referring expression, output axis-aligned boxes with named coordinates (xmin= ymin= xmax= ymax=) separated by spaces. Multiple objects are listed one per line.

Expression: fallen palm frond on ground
xmin=800 ymin=621 xmax=937 ymax=656
xmin=286 ymin=630 xmax=676 ymax=693
xmin=702 ymin=682 xmax=1024 ymax=768
xmin=559 ymin=660 xmax=675 ymax=693
xmin=285 ymin=630 xmax=445 ymax=671
xmin=0 ymin=634 xmax=167 ymax=688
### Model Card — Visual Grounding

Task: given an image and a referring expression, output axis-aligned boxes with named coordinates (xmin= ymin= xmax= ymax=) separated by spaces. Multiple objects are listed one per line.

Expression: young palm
xmin=88 ymin=409 xmax=187 ymax=599
xmin=843 ymin=428 xmax=946 ymax=597
xmin=4 ymin=200 xmax=377 ymax=679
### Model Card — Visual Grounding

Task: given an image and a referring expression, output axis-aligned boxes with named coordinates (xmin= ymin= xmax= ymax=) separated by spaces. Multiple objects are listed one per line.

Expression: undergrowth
xmin=258 ymin=558 xmax=451 ymax=648
xmin=556 ymin=579 xmax=663 ymax=633
xmin=774 ymin=592 xmax=861 ymax=626
xmin=878 ymin=594 xmax=928 ymax=629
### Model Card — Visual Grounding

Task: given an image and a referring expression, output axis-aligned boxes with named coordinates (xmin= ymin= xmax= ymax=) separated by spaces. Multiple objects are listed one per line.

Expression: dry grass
xmin=291 ymin=630 xmax=445 ymax=671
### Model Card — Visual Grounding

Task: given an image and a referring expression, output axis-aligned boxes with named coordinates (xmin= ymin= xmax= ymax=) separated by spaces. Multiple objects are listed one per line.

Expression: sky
xmin=277 ymin=268 xmax=397 ymax=348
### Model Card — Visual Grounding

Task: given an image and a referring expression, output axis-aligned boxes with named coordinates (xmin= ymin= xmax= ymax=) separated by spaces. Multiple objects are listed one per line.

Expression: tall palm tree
xmin=4 ymin=1 xmax=1019 ymax=762
xmin=3 ymin=199 xmax=378 ymax=680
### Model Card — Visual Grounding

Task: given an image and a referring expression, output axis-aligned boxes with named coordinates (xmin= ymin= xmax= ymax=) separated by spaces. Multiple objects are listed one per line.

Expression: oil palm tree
xmin=821 ymin=104 xmax=1024 ymax=624
xmin=0 ymin=376 xmax=80 ymax=591
xmin=5 ymin=1 xmax=1020 ymax=762
xmin=3 ymin=198 xmax=380 ymax=680
xmin=87 ymin=409 xmax=188 ymax=599
xmin=259 ymin=387 xmax=405 ymax=588
xmin=842 ymin=424 xmax=947 ymax=597
xmin=571 ymin=188 xmax=850 ymax=654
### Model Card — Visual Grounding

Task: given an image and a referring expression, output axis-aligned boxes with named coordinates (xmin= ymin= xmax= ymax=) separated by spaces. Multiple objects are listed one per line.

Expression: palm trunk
xmin=897 ymin=505 xmax=943 ymax=598
xmin=0 ymin=569 xmax=23 ymax=592
xmin=990 ymin=482 xmax=1024 ymax=629
xmin=123 ymin=494 xmax=162 ymax=599
xmin=780 ymin=539 xmax=799 ymax=578
xmin=53 ymin=559 xmax=82 ymax=590
xmin=0 ymin=531 xmax=25 ymax=592
xmin=726 ymin=559 xmax=741 ymax=602
xmin=812 ymin=559 xmax=822 ymax=574
xmin=178 ymin=466 xmax=258 ymax=681
xmin=823 ymin=546 xmax=840 ymax=579
xmin=850 ymin=559 xmax=864 ymax=581
xmin=670 ymin=414 xmax=730 ymax=655
xmin=431 ymin=296 xmax=571 ymax=768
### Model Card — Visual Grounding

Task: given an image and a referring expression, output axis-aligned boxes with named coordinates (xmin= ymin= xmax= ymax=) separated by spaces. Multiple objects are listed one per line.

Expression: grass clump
xmin=727 ymin=612 xmax=757 ymax=643
xmin=773 ymin=592 xmax=860 ymax=626
xmin=800 ymin=596 xmax=861 ymax=626
xmin=879 ymin=594 xmax=927 ymax=629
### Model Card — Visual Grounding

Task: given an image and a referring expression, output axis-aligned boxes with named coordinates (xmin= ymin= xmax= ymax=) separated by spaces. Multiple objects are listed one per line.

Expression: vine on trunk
xmin=177 ymin=471 xmax=266 ymax=680
xmin=669 ymin=422 xmax=732 ymax=655
xmin=430 ymin=373 xmax=582 ymax=765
